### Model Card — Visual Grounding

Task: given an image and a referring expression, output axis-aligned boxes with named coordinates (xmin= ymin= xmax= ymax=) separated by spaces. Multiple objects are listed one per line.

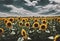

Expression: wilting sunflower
xmin=25 ymin=22 xmax=30 ymax=28
xmin=33 ymin=22 xmax=40 ymax=28
xmin=21 ymin=29 xmax=27 ymax=36
xmin=6 ymin=21 xmax=13 ymax=29
xmin=21 ymin=29 xmax=28 ymax=39
xmin=40 ymin=24 xmax=47 ymax=31
xmin=8 ymin=18 xmax=14 ymax=22
xmin=0 ymin=28 xmax=4 ymax=35
xmin=54 ymin=35 xmax=60 ymax=41
xmin=19 ymin=21 xmax=23 ymax=26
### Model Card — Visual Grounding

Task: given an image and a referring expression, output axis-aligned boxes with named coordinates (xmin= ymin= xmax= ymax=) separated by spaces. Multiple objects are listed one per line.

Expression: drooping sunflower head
xmin=21 ymin=29 xmax=28 ymax=39
xmin=21 ymin=29 xmax=27 ymax=36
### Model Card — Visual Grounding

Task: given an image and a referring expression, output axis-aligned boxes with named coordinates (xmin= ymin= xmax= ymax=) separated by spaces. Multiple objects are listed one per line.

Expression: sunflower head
xmin=34 ymin=18 xmax=39 ymax=22
xmin=4 ymin=19 xmax=8 ymax=24
xmin=21 ymin=29 xmax=27 ymax=36
xmin=0 ymin=28 xmax=4 ymax=35
xmin=54 ymin=35 xmax=60 ymax=41
xmin=22 ymin=18 xmax=26 ymax=22
xmin=40 ymin=24 xmax=47 ymax=31
xmin=19 ymin=21 xmax=23 ymax=26
xmin=8 ymin=18 xmax=14 ymax=22
xmin=21 ymin=18 xmax=28 ymax=22
xmin=6 ymin=21 xmax=12 ymax=29
xmin=21 ymin=29 xmax=28 ymax=39
xmin=42 ymin=20 xmax=47 ymax=24
xmin=25 ymin=22 xmax=30 ymax=28
xmin=33 ymin=22 xmax=39 ymax=28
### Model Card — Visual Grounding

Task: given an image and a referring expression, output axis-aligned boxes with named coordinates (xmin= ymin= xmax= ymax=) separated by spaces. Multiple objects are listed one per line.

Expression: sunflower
xmin=22 ymin=18 xmax=26 ymax=22
xmin=40 ymin=24 xmax=47 ymax=31
xmin=25 ymin=18 xmax=29 ymax=21
xmin=19 ymin=21 xmax=23 ymax=26
xmin=33 ymin=18 xmax=39 ymax=22
xmin=21 ymin=29 xmax=27 ymax=36
xmin=4 ymin=19 xmax=8 ymax=24
xmin=42 ymin=20 xmax=47 ymax=24
xmin=20 ymin=17 xmax=28 ymax=22
xmin=25 ymin=22 xmax=30 ymax=27
xmin=0 ymin=28 xmax=4 ymax=35
xmin=54 ymin=35 xmax=60 ymax=41
xmin=21 ymin=29 xmax=28 ymax=39
xmin=6 ymin=21 xmax=13 ymax=29
xmin=33 ymin=22 xmax=40 ymax=28
xmin=8 ymin=18 xmax=14 ymax=22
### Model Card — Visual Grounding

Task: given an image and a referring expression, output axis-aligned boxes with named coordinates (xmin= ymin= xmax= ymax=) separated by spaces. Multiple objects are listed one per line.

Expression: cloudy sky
xmin=0 ymin=0 xmax=60 ymax=17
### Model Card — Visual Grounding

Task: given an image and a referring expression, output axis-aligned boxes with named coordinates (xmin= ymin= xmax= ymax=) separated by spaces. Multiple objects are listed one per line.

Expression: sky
xmin=0 ymin=0 xmax=60 ymax=17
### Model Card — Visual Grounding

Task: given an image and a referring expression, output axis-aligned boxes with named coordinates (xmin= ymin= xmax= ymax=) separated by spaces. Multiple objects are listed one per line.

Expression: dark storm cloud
xmin=0 ymin=4 xmax=12 ymax=12
xmin=0 ymin=0 xmax=13 ymax=4
xmin=37 ymin=0 xmax=50 ymax=6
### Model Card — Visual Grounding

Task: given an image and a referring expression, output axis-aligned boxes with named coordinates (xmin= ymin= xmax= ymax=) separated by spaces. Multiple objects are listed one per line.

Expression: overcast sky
xmin=0 ymin=0 xmax=60 ymax=17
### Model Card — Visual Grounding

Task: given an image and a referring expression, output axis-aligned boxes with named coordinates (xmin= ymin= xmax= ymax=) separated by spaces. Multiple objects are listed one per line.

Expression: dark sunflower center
xmin=5 ymin=20 xmax=7 ymax=23
xmin=20 ymin=23 xmax=22 ymax=25
xmin=41 ymin=25 xmax=45 ymax=29
xmin=34 ymin=24 xmax=38 ymax=27
xmin=23 ymin=20 xmax=25 ymax=22
xmin=10 ymin=19 xmax=13 ymax=22
xmin=23 ymin=32 xmax=25 ymax=36
xmin=7 ymin=23 xmax=11 ymax=27
xmin=58 ymin=19 xmax=60 ymax=21
xmin=26 ymin=24 xmax=29 ymax=26
xmin=18 ymin=18 xmax=20 ymax=20
xmin=43 ymin=21 xmax=46 ymax=24
xmin=35 ymin=20 xmax=37 ymax=22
